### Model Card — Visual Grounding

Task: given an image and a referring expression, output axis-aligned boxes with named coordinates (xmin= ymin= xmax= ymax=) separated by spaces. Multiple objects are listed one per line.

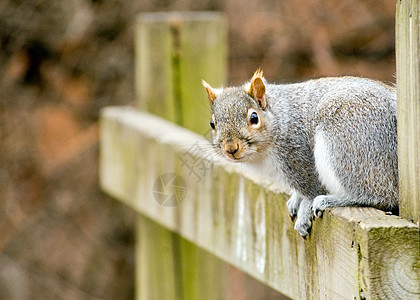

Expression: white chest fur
xmin=313 ymin=129 xmax=345 ymax=196
xmin=241 ymin=154 xmax=292 ymax=194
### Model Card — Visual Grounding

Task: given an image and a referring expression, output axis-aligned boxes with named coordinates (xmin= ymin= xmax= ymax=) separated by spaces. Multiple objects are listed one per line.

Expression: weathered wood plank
xmin=136 ymin=215 xmax=289 ymax=300
xmin=396 ymin=0 xmax=420 ymax=223
xmin=100 ymin=107 xmax=420 ymax=300
xmin=356 ymin=216 xmax=420 ymax=299
xmin=135 ymin=12 xmax=227 ymax=135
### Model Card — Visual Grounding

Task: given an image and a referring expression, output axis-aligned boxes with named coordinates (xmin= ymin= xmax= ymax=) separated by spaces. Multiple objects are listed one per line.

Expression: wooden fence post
xmin=132 ymin=12 xmax=228 ymax=300
xmin=135 ymin=12 xmax=227 ymax=135
xmin=396 ymin=0 xmax=419 ymax=224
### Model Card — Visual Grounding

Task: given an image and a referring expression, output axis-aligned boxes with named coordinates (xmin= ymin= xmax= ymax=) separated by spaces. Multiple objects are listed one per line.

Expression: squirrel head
xmin=202 ymin=70 xmax=272 ymax=162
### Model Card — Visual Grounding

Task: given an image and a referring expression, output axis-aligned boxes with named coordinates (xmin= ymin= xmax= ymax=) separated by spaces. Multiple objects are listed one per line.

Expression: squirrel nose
xmin=224 ymin=143 xmax=239 ymax=155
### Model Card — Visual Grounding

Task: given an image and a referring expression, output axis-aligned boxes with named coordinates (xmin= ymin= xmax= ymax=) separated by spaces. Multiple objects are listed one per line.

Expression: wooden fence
xmin=100 ymin=6 xmax=419 ymax=300
xmin=396 ymin=0 xmax=419 ymax=223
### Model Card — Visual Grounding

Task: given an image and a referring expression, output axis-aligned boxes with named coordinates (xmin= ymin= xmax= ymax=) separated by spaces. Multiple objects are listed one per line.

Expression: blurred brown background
xmin=0 ymin=0 xmax=395 ymax=299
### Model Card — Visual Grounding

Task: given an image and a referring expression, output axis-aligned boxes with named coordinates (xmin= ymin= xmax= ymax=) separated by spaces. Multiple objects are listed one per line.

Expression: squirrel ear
xmin=248 ymin=69 xmax=266 ymax=109
xmin=201 ymin=80 xmax=217 ymax=104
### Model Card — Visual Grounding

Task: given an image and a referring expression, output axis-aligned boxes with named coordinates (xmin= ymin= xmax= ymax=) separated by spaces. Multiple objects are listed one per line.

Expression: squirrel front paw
xmin=294 ymin=214 xmax=312 ymax=237
xmin=294 ymin=198 xmax=312 ymax=237
xmin=286 ymin=194 xmax=302 ymax=218
xmin=312 ymin=195 xmax=329 ymax=217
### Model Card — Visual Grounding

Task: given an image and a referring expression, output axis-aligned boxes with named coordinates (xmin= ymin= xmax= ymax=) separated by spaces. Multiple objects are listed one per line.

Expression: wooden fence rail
xmin=100 ymin=107 xmax=419 ymax=299
xmin=100 ymin=7 xmax=419 ymax=300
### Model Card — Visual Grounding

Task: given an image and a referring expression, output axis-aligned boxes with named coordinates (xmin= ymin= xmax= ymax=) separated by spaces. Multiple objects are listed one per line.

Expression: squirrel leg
xmin=294 ymin=198 xmax=313 ymax=236
xmin=286 ymin=191 xmax=303 ymax=218
xmin=312 ymin=194 xmax=367 ymax=217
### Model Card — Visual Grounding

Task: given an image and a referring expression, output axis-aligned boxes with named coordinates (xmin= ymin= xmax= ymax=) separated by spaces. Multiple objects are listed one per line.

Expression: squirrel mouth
xmin=222 ymin=141 xmax=245 ymax=161
xmin=224 ymin=152 xmax=245 ymax=162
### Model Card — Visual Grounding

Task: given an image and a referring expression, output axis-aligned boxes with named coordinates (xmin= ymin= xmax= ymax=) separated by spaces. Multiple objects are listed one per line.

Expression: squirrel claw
xmin=286 ymin=195 xmax=301 ymax=218
xmin=294 ymin=217 xmax=311 ymax=237
xmin=294 ymin=211 xmax=312 ymax=237
xmin=312 ymin=195 xmax=328 ymax=218
xmin=314 ymin=209 xmax=323 ymax=218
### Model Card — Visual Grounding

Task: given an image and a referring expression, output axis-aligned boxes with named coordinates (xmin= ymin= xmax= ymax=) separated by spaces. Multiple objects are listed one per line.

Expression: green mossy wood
xmin=135 ymin=12 xmax=227 ymax=135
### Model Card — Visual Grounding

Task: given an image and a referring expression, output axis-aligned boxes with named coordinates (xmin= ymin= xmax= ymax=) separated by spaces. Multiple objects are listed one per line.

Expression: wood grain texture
xmin=100 ymin=107 xmax=420 ymax=300
xmin=396 ymin=0 xmax=420 ymax=224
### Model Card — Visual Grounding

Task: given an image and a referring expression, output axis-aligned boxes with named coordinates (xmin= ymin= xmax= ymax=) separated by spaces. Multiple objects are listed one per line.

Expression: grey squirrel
xmin=202 ymin=70 xmax=398 ymax=236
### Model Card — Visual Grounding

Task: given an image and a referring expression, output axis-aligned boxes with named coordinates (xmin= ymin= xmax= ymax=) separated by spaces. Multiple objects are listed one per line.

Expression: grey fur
xmin=208 ymin=76 xmax=398 ymax=236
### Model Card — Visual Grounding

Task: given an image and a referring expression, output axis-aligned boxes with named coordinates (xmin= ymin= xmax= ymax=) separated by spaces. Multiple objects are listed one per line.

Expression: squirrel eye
xmin=250 ymin=111 xmax=259 ymax=125
xmin=210 ymin=119 xmax=215 ymax=129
